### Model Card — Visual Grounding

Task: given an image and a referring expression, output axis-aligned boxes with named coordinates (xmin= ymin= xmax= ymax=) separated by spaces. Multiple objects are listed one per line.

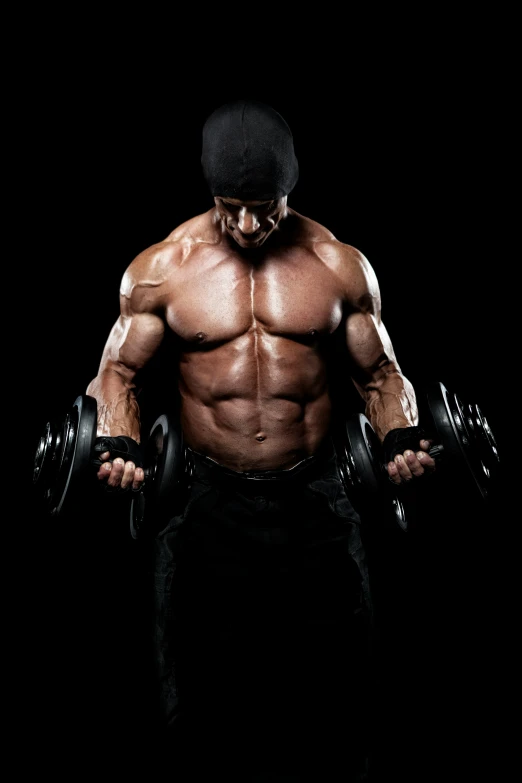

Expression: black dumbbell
xmin=336 ymin=380 xmax=500 ymax=531
xmin=33 ymin=395 xmax=184 ymax=538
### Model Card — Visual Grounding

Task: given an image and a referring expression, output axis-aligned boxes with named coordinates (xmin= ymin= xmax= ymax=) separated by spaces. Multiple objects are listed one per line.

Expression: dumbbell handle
xmin=427 ymin=444 xmax=444 ymax=460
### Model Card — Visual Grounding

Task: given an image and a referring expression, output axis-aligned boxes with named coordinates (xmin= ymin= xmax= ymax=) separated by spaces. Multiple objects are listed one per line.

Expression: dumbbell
xmin=336 ymin=380 xmax=500 ymax=531
xmin=32 ymin=395 xmax=183 ymax=538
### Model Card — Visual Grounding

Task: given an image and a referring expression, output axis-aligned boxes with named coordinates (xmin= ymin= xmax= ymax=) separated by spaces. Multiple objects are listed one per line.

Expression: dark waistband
xmin=185 ymin=439 xmax=336 ymax=484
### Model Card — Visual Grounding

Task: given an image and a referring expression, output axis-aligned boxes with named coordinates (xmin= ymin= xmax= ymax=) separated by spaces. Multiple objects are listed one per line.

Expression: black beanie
xmin=201 ymin=100 xmax=299 ymax=200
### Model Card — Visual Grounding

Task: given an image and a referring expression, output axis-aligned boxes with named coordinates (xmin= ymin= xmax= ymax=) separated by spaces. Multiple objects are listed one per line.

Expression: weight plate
xmin=49 ymin=395 xmax=98 ymax=517
xmin=33 ymin=420 xmax=56 ymax=491
xmin=145 ymin=413 xmax=183 ymax=502
xmin=344 ymin=413 xmax=408 ymax=531
xmin=345 ymin=414 xmax=383 ymax=496
xmin=467 ymin=403 xmax=500 ymax=478
xmin=425 ymin=381 xmax=490 ymax=500
xmin=130 ymin=412 xmax=183 ymax=538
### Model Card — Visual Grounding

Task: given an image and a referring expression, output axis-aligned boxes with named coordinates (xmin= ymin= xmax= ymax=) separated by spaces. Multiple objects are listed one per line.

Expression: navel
xmin=255 ymin=433 xmax=266 ymax=442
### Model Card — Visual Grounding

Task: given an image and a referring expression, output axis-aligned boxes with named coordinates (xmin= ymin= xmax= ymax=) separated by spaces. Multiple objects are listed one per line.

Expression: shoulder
xmin=289 ymin=209 xmax=379 ymax=304
xmin=120 ymin=209 xmax=217 ymax=299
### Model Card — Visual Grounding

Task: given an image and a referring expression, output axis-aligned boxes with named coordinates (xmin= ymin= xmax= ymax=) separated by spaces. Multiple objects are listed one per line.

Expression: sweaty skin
xmin=87 ymin=197 xmax=435 ymax=490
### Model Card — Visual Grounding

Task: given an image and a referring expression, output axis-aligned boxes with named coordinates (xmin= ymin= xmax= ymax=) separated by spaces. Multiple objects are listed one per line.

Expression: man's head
xmin=201 ymin=100 xmax=298 ymax=248
xmin=213 ymin=196 xmax=288 ymax=249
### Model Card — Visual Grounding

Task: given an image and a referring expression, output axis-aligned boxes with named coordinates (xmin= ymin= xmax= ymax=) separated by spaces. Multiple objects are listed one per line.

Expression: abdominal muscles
xmin=178 ymin=330 xmax=333 ymax=471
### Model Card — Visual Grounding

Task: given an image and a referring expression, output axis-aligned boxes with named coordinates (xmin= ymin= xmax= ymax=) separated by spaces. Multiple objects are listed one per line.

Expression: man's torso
xmin=135 ymin=210 xmax=356 ymax=470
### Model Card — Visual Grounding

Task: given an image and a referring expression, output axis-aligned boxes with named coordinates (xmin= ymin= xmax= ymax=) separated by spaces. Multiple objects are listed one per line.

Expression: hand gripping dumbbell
xmin=32 ymin=395 xmax=184 ymax=538
xmin=336 ymin=380 xmax=500 ymax=531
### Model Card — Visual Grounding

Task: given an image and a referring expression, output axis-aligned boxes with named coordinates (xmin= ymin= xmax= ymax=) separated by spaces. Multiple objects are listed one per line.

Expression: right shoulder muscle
xmin=120 ymin=239 xmax=183 ymax=317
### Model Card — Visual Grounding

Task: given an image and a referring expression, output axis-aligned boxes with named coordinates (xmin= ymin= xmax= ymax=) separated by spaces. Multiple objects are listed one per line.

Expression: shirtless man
xmin=86 ymin=100 xmax=435 ymax=780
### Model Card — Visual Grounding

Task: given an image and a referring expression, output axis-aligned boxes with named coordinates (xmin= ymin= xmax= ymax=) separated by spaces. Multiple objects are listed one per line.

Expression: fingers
xmin=131 ymin=467 xmax=145 ymax=491
xmin=387 ymin=447 xmax=436 ymax=485
xmin=96 ymin=457 xmax=145 ymax=492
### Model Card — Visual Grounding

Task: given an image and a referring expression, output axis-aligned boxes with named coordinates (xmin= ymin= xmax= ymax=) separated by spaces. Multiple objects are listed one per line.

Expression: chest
xmin=167 ymin=251 xmax=344 ymax=342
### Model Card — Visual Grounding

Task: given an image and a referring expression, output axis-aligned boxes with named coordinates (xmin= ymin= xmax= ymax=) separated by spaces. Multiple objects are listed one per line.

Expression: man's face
xmin=214 ymin=196 xmax=287 ymax=249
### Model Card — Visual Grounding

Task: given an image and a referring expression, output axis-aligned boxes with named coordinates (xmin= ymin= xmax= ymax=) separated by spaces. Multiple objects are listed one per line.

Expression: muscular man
xmin=86 ymin=100 xmax=435 ymax=780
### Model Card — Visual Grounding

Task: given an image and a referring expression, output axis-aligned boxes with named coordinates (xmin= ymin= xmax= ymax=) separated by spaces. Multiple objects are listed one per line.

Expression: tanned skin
xmin=87 ymin=196 xmax=435 ymax=491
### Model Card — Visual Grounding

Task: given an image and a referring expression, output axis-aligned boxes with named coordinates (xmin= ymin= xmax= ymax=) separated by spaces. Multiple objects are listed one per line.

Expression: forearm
xmin=86 ymin=366 xmax=142 ymax=442
xmin=354 ymin=361 xmax=419 ymax=441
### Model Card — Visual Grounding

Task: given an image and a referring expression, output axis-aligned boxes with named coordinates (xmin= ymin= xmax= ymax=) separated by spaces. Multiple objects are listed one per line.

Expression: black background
xmin=16 ymin=32 xmax=516 ymax=781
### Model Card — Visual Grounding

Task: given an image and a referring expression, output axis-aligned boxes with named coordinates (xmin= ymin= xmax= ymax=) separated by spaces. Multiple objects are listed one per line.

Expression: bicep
xmin=97 ymin=310 xmax=166 ymax=382
xmin=339 ymin=251 xmax=417 ymax=426
xmin=341 ymin=250 xmax=401 ymax=383
xmin=345 ymin=310 xmax=399 ymax=380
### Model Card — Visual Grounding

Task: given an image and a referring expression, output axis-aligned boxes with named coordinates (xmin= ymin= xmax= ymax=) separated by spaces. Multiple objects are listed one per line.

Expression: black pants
xmin=151 ymin=440 xmax=375 ymax=780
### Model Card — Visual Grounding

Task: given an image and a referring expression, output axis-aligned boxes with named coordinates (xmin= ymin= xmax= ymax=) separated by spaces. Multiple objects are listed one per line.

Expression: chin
xmin=235 ymin=234 xmax=266 ymax=248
